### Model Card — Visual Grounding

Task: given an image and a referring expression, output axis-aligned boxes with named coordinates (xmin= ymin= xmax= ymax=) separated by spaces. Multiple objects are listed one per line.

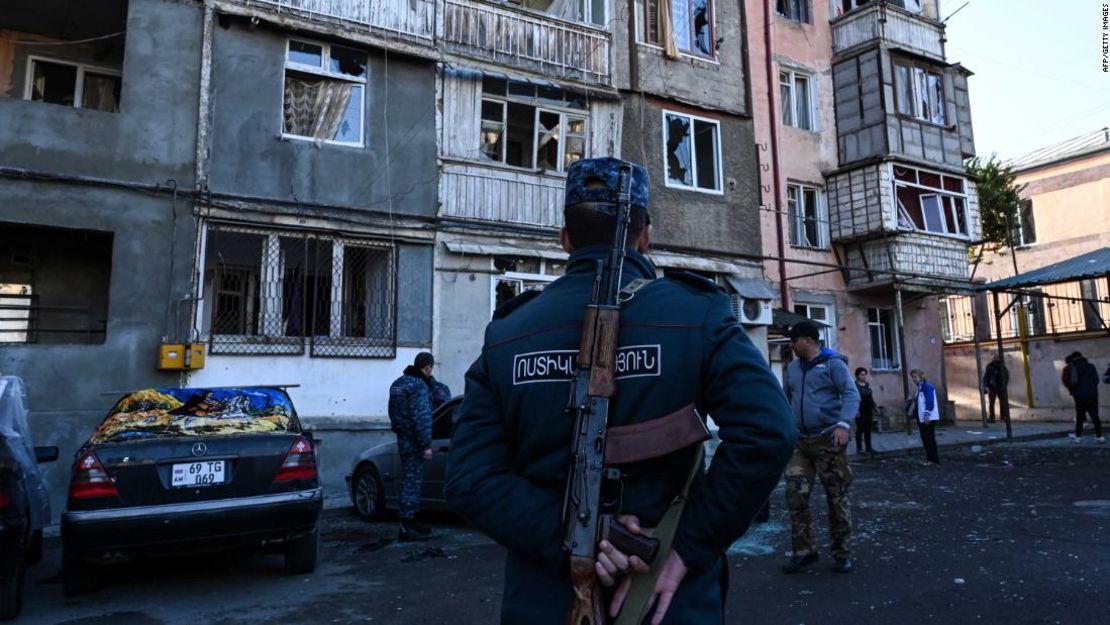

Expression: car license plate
xmin=171 ymin=460 xmax=226 ymax=487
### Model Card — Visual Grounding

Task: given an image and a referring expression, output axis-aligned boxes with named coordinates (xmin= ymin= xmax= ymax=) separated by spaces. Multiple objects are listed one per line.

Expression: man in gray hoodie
xmin=781 ymin=320 xmax=860 ymax=574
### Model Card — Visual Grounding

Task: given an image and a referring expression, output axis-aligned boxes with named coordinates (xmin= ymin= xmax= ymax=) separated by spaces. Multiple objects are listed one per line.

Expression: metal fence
xmin=205 ymin=225 xmax=396 ymax=358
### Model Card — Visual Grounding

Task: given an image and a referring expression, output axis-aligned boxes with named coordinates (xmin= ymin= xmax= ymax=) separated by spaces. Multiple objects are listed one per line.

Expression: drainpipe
xmin=627 ymin=0 xmax=639 ymax=92
xmin=763 ymin=0 xmax=789 ymax=309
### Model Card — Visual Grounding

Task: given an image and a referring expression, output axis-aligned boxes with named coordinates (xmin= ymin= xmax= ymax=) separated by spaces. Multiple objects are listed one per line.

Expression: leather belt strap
xmin=604 ymin=404 xmax=709 ymax=465
xmin=613 ymin=445 xmax=705 ymax=625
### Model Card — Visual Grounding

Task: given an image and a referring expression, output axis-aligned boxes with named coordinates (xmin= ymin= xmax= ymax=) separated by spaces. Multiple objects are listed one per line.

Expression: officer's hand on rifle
xmin=594 ymin=515 xmax=650 ymax=587
xmin=609 ymin=548 xmax=689 ymax=625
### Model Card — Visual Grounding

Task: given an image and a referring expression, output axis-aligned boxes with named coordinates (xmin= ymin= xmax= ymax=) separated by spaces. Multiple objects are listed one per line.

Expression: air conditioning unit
xmin=730 ymin=294 xmax=772 ymax=326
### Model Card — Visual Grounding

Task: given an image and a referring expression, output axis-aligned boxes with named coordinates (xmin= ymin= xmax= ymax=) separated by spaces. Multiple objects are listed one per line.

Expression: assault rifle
xmin=561 ymin=166 xmax=658 ymax=625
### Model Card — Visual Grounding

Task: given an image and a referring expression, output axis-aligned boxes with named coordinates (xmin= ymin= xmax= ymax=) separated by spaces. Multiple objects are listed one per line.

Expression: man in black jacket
xmin=982 ymin=352 xmax=1008 ymax=423
xmin=445 ymin=157 xmax=795 ymax=625
xmin=1062 ymin=351 xmax=1103 ymax=443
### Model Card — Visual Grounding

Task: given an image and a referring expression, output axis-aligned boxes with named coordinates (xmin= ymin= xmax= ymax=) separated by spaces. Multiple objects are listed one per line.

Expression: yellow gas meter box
xmin=158 ymin=343 xmax=206 ymax=370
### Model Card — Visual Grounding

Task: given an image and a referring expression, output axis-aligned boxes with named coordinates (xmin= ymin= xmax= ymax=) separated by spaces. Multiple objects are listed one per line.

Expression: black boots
xmin=398 ymin=519 xmax=432 ymax=542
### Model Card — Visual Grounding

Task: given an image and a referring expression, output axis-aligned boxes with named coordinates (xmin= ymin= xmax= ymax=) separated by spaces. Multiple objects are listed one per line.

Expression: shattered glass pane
xmin=480 ymin=100 xmax=505 ymax=162
xmin=30 ymin=60 xmax=76 ymax=106
xmin=329 ymin=45 xmax=368 ymax=79
xmin=928 ymin=72 xmax=946 ymax=124
xmin=692 ymin=0 xmax=712 ymax=55
xmin=535 ymin=111 xmax=561 ymax=171
xmin=664 ymin=114 xmax=693 ymax=187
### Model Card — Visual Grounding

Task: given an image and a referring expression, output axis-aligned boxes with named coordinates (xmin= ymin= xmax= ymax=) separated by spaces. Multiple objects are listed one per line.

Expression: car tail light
xmin=0 ymin=489 xmax=8 ymax=511
xmin=69 ymin=451 xmax=120 ymax=500
xmin=274 ymin=435 xmax=317 ymax=482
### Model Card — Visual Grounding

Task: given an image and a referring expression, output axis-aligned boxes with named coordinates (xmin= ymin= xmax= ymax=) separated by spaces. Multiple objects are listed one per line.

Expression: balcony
xmin=247 ymin=0 xmax=436 ymax=40
xmin=841 ymin=232 xmax=969 ymax=290
xmin=442 ymin=0 xmax=611 ymax=84
xmin=439 ymin=161 xmax=564 ymax=228
xmin=831 ymin=2 xmax=945 ymax=61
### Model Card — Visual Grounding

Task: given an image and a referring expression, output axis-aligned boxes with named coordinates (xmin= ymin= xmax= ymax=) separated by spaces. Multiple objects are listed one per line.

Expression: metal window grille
xmin=206 ymin=224 xmax=396 ymax=358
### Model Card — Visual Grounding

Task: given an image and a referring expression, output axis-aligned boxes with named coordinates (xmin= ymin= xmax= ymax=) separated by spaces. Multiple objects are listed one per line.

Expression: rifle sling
xmin=603 ymin=404 xmax=709 ymax=466
xmin=613 ymin=445 xmax=705 ymax=625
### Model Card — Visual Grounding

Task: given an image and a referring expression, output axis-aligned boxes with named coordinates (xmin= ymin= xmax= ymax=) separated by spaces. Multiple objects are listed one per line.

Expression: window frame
xmin=637 ymin=0 xmax=719 ymax=62
xmin=661 ymin=109 xmax=724 ymax=195
xmin=867 ymin=307 xmax=902 ymax=371
xmin=1012 ymin=198 xmax=1037 ymax=247
xmin=23 ymin=55 xmax=122 ymax=111
xmin=777 ymin=0 xmax=811 ymax=23
xmin=893 ymin=60 xmax=948 ymax=127
xmin=489 ymin=257 xmax=564 ymax=314
xmin=281 ymin=38 xmax=368 ymax=148
xmin=793 ymin=303 xmax=836 ymax=348
xmin=779 ymin=69 xmax=817 ymax=131
xmin=478 ymin=86 xmax=590 ymax=173
xmin=891 ymin=164 xmax=970 ymax=239
xmin=201 ymin=224 xmax=397 ymax=358
xmin=786 ymin=182 xmax=829 ymax=249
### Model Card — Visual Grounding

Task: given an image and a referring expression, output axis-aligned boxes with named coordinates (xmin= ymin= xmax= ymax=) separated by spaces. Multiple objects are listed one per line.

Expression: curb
xmin=854 ymin=429 xmax=1071 ymax=462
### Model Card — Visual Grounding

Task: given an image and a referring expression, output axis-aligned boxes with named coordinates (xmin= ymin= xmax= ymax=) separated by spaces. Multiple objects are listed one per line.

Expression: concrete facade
xmin=0 ymin=0 xmax=204 ymax=513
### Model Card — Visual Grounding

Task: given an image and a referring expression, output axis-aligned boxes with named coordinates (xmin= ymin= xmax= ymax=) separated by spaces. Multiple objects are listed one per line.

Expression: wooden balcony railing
xmin=440 ymin=161 xmax=565 ymax=228
xmin=251 ymin=0 xmax=436 ymax=39
xmin=443 ymin=0 xmax=610 ymax=82
xmin=831 ymin=2 xmax=945 ymax=60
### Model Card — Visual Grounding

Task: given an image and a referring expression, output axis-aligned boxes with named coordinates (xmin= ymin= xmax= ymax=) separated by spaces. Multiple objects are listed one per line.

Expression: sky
xmin=943 ymin=0 xmax=1110 ymax=161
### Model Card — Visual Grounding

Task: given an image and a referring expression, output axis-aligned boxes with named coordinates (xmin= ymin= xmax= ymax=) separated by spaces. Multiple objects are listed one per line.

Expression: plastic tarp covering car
xmin=91 ymin=387 xmax=296 ymax=444
xmin=0 ymin=376 xmax=50 ymax=531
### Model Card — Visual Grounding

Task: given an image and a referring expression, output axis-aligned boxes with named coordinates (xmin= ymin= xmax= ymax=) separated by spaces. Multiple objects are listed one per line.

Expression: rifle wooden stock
xmin=578 ymin=307 xmax=620 ymax=398
xmin=566 ymin=556 xmax=606 ymax=625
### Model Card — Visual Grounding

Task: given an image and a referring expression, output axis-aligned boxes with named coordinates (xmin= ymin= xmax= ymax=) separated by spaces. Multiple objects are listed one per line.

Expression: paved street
xmin=18 ymin=440 xmax=1110 ymax=625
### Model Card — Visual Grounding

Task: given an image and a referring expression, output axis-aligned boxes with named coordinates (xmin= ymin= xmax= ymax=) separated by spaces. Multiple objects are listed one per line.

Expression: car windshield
xmin=91 ymin=387 xmax=297 ymax=444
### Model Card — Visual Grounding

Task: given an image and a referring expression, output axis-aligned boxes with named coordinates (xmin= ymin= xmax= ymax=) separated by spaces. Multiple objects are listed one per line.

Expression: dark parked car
xmin=347 ymin=396 xmax=460 ymax=520
xmin=0 ymin=376 xmax=58 ymax=620
xmin=61 ymin=386 xmax=323 ymax=596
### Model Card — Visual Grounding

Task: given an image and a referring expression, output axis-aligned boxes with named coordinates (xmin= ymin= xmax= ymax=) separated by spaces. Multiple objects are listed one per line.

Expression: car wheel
xmin=284 ymin=527 xmax=319 ymax=575
xmin=0 ymin=561 xmax=25 ymax=621
xmin=61 ymin=547 xmax=95 ymax=597
xmin=353 ymin=464 xmax=385 ymax=521
xmin=25 ymin=531 xmax=42 ymax=566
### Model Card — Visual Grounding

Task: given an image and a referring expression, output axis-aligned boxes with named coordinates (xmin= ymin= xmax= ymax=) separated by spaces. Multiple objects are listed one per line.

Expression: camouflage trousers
xmin=396 ymin=435 xmax=425 ymax=520
xmin=784 ymin=435 xmax=853 ymax=558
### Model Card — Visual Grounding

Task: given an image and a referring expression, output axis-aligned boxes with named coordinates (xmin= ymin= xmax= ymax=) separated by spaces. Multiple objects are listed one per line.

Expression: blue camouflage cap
xmin=564 ymin=157 xmax=650 ymax=214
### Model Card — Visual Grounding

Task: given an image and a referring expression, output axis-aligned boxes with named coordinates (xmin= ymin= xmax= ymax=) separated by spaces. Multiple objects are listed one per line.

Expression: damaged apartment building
xmin=2 ymin=0 xmax=773 ymax=500
xmin=747 ymin=0 xmax=979 ymax=411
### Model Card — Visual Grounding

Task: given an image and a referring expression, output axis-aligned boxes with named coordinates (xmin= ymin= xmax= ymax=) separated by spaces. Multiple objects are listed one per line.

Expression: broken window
xmin=776 ymin=0 xmax=810 ymax=23
xmin=283 ymin=39 xmax=366 ymax=145
xmin=894 ymin=61 xmax=947 ymax=125
xmin=0 ymin=223 xmax=112 ymax=345
xmin=24 ymin=58 xmax=121 ymax=112
xmin=480 ymin=78 xmax=588 ymax=172
xmin=868 ymin=308 xmax=901 ymax=370
xmin=894 ymin=165 xmax=969 ymax=237
xmin=1012 ymin=198 xmax=1036 ymax=247
xmin=492 ymin=256 xmax=561 ymax=313
xmin=3 ymin=0 xmax=127 ymax=105
xmin=779 ymin=70 xmax=815 ymax=130
xmin=641 ymin=0 xmax=715 ymax=58
xmin=787 ymin=183 xmax=827 ymax=248
xmin=203 ymin=225 xmax=396 ymax=358
xmin=663 ymin=111 xmax=721 ymax=193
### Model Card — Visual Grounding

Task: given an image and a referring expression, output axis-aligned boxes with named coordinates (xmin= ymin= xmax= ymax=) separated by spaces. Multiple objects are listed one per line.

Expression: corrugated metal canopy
xmin=980 ymin=247 xmax=1110 ymax=291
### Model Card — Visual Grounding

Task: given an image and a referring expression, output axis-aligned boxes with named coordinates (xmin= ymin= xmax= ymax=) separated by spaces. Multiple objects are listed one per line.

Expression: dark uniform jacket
xmin=1063 ymin=357 xmax=1099 ymax=398
xmin=388 ymin=367 xmax=435 ymax=450
xmin=445 ymin=246 xmax=796 ymax=625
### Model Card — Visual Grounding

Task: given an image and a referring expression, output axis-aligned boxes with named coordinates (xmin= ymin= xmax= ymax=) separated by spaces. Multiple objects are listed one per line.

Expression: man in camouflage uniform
xmin=388 ymin=352 xmax=450 ymax=541
xmin=782 ymin=320 xmax=860 ymax=574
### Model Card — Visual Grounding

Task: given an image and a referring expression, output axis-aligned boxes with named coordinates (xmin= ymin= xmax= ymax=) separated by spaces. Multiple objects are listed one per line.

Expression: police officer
xmin=388 ymin=351 xmax=450 ymax=541
xmin=445 ymin=157 xmax=795 ymax=624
